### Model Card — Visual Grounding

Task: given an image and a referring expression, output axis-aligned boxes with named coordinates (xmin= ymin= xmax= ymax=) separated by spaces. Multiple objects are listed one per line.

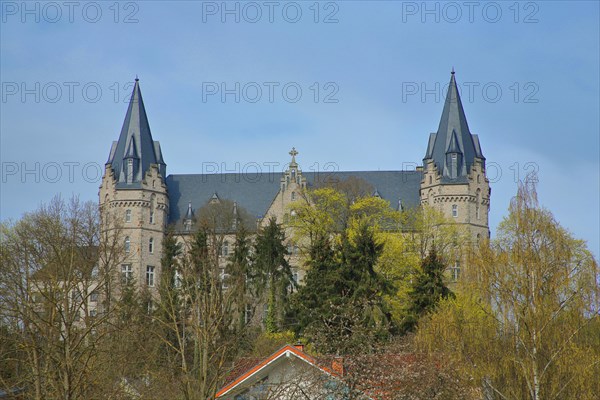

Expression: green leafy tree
xmin=416 ymin=177 xmax=600 ymax=399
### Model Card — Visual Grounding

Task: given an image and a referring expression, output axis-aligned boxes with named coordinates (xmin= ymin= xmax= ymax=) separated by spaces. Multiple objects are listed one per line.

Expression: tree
xmin=291 ymin=222 xmax=393 ymax=354
xmin=254 ymin=217 xmax=294 ymax=333
xmin=227 ymin=226 xmax=256 ymax=331
xmin=416 ymin=177 xmax=600 ymax=399
xmin=401 ymin=249 xmax=454 ymax=332
xmin=0 ymin=196 xmax=123 ymax=400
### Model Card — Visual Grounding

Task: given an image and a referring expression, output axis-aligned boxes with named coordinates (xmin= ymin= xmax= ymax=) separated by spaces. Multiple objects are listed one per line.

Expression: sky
xmin=1 ymin=0 xmax=599 ymax=256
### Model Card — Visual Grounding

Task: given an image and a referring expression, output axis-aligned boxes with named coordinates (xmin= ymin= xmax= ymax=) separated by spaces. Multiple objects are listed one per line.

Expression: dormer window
xmin=127 ymin=158 xmax=133 ymax=182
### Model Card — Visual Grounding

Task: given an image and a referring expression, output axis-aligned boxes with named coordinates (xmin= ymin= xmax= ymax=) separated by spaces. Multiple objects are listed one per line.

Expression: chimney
xmin=331 ymin=357 xmax=344 ymax=376
xmin=293 ymin=342 xmax=305 ymax=352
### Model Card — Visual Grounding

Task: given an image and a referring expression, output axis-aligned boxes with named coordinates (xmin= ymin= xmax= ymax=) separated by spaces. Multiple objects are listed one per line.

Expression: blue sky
xmin=1 ymin=1 xmax=599 ymax=255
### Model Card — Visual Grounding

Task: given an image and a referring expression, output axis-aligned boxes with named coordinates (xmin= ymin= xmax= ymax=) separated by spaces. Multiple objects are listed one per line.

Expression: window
xmin=125 ymin=209 xmax=132 ymax=222
xmin=222 ymin=241 xmax=229 ymax=257
xmin=451 ymin=261 xmax=461 ymax=282
xmin=244 ymin=304 xmax=253 ymax=324
xmin=429 ymin=175 xmax=432 ymax=184
xmin=292 ymin=270 xmax=298 ymax=285
xmin=127 ymin=158 xmax=133 ymax=181
xmin=149 ymin=237 xmax=154 ymax=254
xmin=146 ymin=300 xmax=153 ymax=315
xmin=452 ymin=204 xmax=458 ymax=218
xmin=124 ymin=236 xmax=130 ymax=253
xmin=121 ymin=264 xmax=133 ymax=284
xmin=291 ymin=191 xmax=296 ymax=201
xmin=146 ymin=266 xmax=155 ymax=287
xmin=150 ymin=211 xmax=155 ymax=224
xmin=90 ymin=291 xmax=99 ymax=303
xmin=174 ymin=269 xmax=182 ymax=288
xmin=220 ymin=268 xmax=229 ymax=289
xmin=89 ymin=309 xmax=97 ymax=318
xmin=477 ymin=174 xmax=481 ymax=184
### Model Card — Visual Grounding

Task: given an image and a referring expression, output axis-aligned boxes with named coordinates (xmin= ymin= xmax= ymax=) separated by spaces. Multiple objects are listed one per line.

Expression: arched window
xmin=124 ymin=236 xmax=130 ymax=253
xmin=429 ymin=175 xmax=432 ymax=184
xmin=149 ymin=237 xmax=154 ymax=254
xmin=477 ymin=175 xmax=481 ymax=184
xmin=452 ymin=204 xmax=458 ymax=218
xmin=291 ymin=191 xmax=296 ymax=201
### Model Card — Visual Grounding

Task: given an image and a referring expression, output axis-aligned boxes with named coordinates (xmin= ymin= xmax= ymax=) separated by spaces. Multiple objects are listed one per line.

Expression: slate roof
xmin=166 ymin=170 xmax=423 ymax=225
xmin=424 ymin=72 xmax=484 ymax=182
xmin=107 ymin=79 xmax=166 ymax=188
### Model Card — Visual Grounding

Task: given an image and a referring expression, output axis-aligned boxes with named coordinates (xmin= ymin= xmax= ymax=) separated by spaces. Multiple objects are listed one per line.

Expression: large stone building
xmin=99 ymin=71 xmax=490 ymax=290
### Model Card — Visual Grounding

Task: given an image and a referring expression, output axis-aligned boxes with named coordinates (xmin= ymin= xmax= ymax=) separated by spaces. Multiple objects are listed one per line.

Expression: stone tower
xmin=420 ymin=71 xmax=491 ymax=248
xmin=99 ymin=79 xmax=168 ymax=292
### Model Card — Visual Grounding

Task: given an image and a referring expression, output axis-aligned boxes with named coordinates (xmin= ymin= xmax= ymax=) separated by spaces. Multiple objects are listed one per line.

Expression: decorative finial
xmin=135 ymin=74 xmax=139 ymax=82
xmin=289 ymin=147 xmax=298 ymax=165
xmin=451 ymin=67 xmax=455 ymax=75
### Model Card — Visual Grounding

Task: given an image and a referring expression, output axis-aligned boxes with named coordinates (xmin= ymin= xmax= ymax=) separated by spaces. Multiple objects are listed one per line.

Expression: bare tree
xmin=0 ymin=196 xmax=126 ymax=400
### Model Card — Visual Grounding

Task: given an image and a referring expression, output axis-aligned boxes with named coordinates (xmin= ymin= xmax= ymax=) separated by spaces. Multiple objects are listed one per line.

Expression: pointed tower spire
xmin=106 ymin=78 xmax=166 ymax=186
xmin=424 ymin=71 xmax=484 ymax=181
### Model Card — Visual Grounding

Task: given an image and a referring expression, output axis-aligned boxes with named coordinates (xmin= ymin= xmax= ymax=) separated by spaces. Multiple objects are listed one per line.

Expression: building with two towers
xmin=99 ymin=71 xmax=491 ymax=291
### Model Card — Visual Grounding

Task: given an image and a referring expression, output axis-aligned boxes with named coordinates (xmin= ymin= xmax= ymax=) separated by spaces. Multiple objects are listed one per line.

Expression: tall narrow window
xmin=220 ymin=268 xmax=229 ymax=289
xmin=429 ymin=175 xmax=432 ymax=184
xmin=244 ymin=304 xmax=253 ymax=324
xmin=146 ymin=266 xmax=155 ymax=287
xmin=121 ymin=264 xmax=132 ymax=284
xmin=452 ymin=204 xmax=458 ymax=218
xmin=150 ymin=211 xmax=155 ymax=224
xmin=174 ymin=269 xmax=182 ymax=288
xmin=291 ymin=191 xmax=296 ymax=201
xmin=127 ymin=158 xmax=133 ymax=182
xmin=125 ymin=209 xmax=132 ymax=222
xmin=124 ymin=236 xmax=130 ymax=253
xmin=149 ymin=237 xmax=154 ymax=254
xmin=451 ymin=261 xmax=460 ymax=282
xmin=222 ymin=241 xmax=229 ymax=257
xmin=476 ymin=189 xmax=481 ymax=220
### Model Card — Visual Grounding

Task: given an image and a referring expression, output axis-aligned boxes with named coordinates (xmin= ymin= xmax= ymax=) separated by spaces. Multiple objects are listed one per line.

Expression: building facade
xmin=99 ymin=72 xmax=490 ymax=290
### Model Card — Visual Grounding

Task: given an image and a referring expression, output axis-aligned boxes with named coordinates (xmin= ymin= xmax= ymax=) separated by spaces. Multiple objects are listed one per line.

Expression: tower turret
xmin=99 ymin=78 xmax=169 ymax=296
xmin=420 ymin=71 xmax=491 ymax=261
